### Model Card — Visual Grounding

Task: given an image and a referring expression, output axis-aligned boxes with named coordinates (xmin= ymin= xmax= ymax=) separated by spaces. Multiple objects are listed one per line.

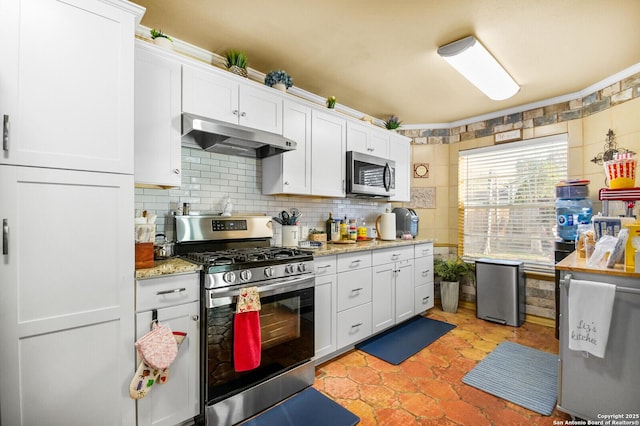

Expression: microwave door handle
xmin=383 ymin=163 xmax=391 ymax=191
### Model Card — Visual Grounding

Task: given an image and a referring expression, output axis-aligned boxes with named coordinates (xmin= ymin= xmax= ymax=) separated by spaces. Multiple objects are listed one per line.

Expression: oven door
xmin=204 ymin=275 xmax=315 ymax=405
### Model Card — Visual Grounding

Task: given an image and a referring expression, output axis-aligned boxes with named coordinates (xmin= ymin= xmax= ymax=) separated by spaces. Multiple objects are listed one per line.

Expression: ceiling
xmin=132 ymin=0 xmax=640 ymax=125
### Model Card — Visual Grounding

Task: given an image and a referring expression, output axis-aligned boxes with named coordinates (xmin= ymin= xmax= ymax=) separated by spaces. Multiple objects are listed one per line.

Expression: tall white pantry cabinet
xmin=0 ymin=1 xmax=144 ymax=425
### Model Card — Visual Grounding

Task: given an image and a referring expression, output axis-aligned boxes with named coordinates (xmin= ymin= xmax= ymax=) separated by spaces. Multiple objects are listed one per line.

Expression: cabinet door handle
xmin=2 ymin=219 xmax=8 ymax=255
xmin=3 ymin=115 xmax=8 ymax=152
xmin=392 ymin=253 xmax=401 ymax=260
xmin=422 ymin=296 xmax=430 ymax=302
xmin=351 ymin=287 xmax=363 ymax=292
xmin=156 ymin=287 xmax=186 ymax=296
xmin=317 ymin=265 xmax=332 ymax=269
xmin=421 ymin=269 xmax=430 ymax=276
xmin=351 ymin=322 xmax=363 ymax=328
xmin=240 ymin=111 xmax=246 ymax=117
xmin=191 ymin=315 xmax=199 ymax=321
xmin=350 ymin=259 xmax=361 ymax=265
xmin=233 ymin=110 xmax=239 ymax=116
xmin=173 ymin=169 xmax=180 ymax=174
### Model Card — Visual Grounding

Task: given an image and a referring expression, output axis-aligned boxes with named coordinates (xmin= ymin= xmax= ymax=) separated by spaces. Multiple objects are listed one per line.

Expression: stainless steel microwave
xmin=346 ymin=151 xmax=395 ymax=198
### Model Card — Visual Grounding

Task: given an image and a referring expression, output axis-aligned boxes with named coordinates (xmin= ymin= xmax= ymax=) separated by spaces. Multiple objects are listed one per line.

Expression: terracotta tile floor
xmin=313 ymin=306 xmax=572 ymax=425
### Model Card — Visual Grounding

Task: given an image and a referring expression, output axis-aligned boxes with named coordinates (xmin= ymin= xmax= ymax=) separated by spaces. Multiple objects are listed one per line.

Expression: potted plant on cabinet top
xmin=225 ymin=50 xmax=248 ymax=78
xmin=150 ymin=28 xmax=173 ymax=50
xmin=434 ymin=257 xmax=474 ymax=313
xmin=384 ymin=115 xmax=402 ymax=130
xmin=264 ymin=70 xmax=293 ymax=92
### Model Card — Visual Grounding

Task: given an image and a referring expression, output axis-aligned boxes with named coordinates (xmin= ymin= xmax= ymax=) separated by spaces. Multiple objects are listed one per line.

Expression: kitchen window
xmin=458 ymin=134 xmax=568 ymax=272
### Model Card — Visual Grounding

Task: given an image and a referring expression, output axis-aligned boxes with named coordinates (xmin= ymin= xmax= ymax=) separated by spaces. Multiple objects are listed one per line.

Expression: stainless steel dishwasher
xmin=558 ymin=271 xmax=640 ymax=420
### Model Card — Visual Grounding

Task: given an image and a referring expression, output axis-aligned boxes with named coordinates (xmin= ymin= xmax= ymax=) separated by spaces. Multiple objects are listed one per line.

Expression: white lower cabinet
xmin=135 ymin=273 xmax=200 ymax=426
xmin=335 ymin=251 xmax=372 ymax=349
xmin=0 ymin=165 xmax=135 ymax=426
xmin=315 ymin=242 xmax=434 ymax=362
xmin=414 ymin=242 xmax=435 ymax=314
xmin=314 ymin=256 xmax=337 ymax=361
xmin=372 ymin=246 xmax=415 ymax=333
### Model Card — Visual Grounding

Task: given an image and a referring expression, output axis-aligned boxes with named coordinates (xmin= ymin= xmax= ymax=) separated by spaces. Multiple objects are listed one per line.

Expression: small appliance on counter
xmin=376 ymin=209 xmax=397 ymax=241
xmin=393 ymin=207 xmax=419 ymax=238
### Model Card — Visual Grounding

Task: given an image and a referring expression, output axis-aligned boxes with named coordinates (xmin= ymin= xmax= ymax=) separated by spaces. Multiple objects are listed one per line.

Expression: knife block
xmin=135 ymin=242 xmax=154 ymax=269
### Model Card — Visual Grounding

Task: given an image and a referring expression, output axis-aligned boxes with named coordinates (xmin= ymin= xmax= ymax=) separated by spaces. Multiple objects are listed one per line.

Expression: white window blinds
xmin=458 ymin=134 xmax=568 ymax=271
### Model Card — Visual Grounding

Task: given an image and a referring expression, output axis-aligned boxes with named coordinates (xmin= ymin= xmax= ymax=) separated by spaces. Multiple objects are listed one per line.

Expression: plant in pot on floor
xmin=434 ymin=257 xmax=474 ymax=313
xmin=264 ymin=70 xmax=293 ymax=92
xmin=225 ymin=50 xmax=248 ymax=78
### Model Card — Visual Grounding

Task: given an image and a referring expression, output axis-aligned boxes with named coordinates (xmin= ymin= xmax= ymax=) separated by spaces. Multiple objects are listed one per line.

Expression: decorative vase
xmin=440 ymin=281 xmax=459 ymax=313
xmin=273 ymin=82 xmax=287 ymax=92
xmin=228 ymin=65 xmax=248 ymax=78
xmin=153 ymin=37 xmax=173 ymax=51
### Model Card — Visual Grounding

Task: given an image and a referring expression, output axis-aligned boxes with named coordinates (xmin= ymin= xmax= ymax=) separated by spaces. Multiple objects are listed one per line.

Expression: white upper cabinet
xmin=182 ymin=64 xmax=283 ymax=135
xmin=389 ymin=133 xmax=411 ymax=202
xmin=134 ymin=42 xmax=182 ymax=187
xmin=262 ymin=100 xmax=312 ymax=195
xmin=0 ymin=0 xmax=138 ymax=173
xmin=311 ymin=110 xmax=346 ymax=197
xmin=346 ymin=122 xmax=390 ymax=158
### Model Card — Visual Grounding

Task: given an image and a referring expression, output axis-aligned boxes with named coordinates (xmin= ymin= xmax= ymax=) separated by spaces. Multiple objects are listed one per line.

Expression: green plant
xmin=434 ymin=257 xmax=474 ymax=282
xmin=384 ymin=115 xmax=402 ymax=130
xmin=264 ymin=70 xmax=293 ymax=89
xmin=225 ymin=50 xmax=248 ymax=70
xmin=326 ymin=96 xmax=336 ymax=109
xmin=150 ymin=28 xmax=172 ymax=41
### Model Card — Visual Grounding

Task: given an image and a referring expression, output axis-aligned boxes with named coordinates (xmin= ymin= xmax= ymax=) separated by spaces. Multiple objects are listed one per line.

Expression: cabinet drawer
xmin=415 ymin=283 xmax=434 ymax=314
xmin=314 ymin=255 xmax=337 ymax=277
xmin=337 ymin=268 xmax=371 ymax=311
xmin=372 ymin=245 xmax=413 ymax=264
xmin=136 ymin=273 xmax=200 ymax=312
xmin=337 ymin=251 xmax=372 ymax=272
xmin=414 ymin=256 xmax=434 ymax=286
xmin=414 ymin=243 xmax=433 ymax=258
xmin=336 ymin=303 xmax=372 ymax=349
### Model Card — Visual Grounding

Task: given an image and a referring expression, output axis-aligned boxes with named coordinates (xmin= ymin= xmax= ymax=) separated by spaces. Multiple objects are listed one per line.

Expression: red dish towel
xmin=234 ymin=286 xmax=262 ymax=372
xmin=234 ymin=311 xmax=261 ymax=371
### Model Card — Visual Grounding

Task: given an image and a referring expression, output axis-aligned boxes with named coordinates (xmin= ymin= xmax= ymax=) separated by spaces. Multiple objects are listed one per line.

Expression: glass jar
xmin=555 ymin=185 xmax=593 ymax=242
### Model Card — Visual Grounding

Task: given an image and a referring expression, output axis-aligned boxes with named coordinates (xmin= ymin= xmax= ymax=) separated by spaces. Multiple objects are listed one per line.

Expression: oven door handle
xmin=206 ymin=275 xmax=315 ymax=308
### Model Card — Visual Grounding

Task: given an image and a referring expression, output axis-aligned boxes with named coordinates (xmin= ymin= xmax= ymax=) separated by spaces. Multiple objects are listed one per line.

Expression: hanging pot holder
xmin=135 ymin=322 xmax=177 ymax=370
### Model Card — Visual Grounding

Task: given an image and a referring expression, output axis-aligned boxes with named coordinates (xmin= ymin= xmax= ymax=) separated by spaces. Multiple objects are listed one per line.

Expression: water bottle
xmin=555 ymin=184 xmax=592 ymax=242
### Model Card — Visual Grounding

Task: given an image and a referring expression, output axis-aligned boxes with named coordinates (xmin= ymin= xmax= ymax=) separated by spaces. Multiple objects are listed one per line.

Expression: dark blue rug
xmin=355 ymin=316 xmax=456 ymax=365
xmin=462 ymin=341 xmax=558 ymax=416
xmin=242 ymin=387 xmax=359 ymax=426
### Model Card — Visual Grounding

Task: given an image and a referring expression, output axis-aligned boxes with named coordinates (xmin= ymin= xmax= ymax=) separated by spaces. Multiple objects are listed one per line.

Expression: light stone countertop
xmin=310 ymin=237 xmax=434 ymax=256
xmin=135 ymin=257 xmax=202 ymax=279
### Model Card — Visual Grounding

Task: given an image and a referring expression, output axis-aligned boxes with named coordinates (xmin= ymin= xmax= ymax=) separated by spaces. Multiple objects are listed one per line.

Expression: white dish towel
xmin=568 ymin=279 xmax=616 ymax=358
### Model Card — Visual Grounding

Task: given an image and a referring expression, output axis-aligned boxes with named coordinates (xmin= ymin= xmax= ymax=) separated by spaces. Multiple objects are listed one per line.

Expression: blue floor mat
xmin=355 ymin=316 xmax=456 ymax=365
xmin=242 ymin=387 xmax=359 ymax=426
xmin=462 ymin=341 xmax=558 ymax=415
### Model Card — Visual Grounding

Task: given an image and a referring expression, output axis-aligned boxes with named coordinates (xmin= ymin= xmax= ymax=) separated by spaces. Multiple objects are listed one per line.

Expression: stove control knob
xmin=240 ymin=270 xmax=252 ymax=281
xmin=223 ymin=272 xmax=236 ymax=283
xmin=285 ymin=264 xmax=295 ymax=274
xmin=297 ymin=263 xmax=306 ymax=272
xmin=264 ymin=266 xmax=274 ymax=278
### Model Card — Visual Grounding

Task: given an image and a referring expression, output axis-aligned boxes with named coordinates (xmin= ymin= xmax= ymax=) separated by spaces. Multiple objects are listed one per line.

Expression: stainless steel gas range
xmin=174 ymin=214 xmax=315 ymax=426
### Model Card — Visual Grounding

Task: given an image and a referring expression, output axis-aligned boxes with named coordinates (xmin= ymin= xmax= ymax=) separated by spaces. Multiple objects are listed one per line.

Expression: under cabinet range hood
xmin=182 ymin=112 xmax=296 ymax=158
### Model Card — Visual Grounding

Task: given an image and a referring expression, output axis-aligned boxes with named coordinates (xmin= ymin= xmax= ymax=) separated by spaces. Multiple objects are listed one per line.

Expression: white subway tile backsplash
xmin=136 ymin=148 xmax=394 ymax=239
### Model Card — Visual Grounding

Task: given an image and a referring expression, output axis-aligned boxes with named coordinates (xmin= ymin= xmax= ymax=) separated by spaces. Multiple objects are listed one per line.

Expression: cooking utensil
xmin=272 ymin=216 xmax=284 ymax=225
xmin=280 ymin=210 xmax=291 ymax=225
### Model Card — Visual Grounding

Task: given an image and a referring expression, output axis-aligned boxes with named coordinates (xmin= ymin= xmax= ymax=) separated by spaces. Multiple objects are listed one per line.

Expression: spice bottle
xmin=349 ymin=219 xmax=357 ymax=240
xmin=357 ymin=218 xmax=367 ymax=240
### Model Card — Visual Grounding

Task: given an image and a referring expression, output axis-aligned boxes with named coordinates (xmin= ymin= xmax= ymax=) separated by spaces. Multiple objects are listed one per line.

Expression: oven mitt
xmin=234 ymin=287 xmax=262 ymax=372
xmin=129 ymin=331 xmax=187 ymax=399
xmin=135 ymin=322 xmax=177 ymax=370
xmin=158 ymin=331 xmax=187 ymax=384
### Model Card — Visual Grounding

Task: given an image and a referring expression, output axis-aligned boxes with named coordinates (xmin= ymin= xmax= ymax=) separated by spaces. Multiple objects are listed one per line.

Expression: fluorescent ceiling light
xmin=438 ymin=36 xmax=519 ymax=101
